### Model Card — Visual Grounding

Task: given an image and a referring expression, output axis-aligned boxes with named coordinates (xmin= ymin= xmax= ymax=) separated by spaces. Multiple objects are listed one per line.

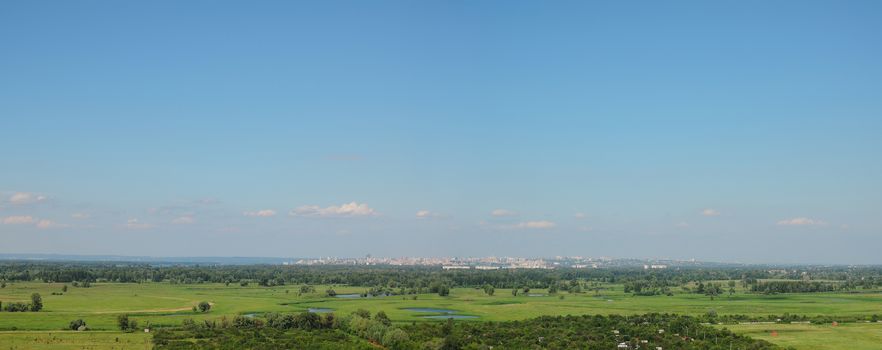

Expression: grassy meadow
xmin=721 ymin=323 xmax=882 ymax=350
xmin=1 ymin=281 xmax=881 ymax=348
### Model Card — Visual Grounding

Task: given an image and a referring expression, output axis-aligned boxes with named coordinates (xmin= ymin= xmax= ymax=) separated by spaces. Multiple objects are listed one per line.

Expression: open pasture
xmin=0 ymin=331 xmax=151 ymax=350
xmin=1 ymin=281 xmax=881 ymax=331
xmin=721 ymin=323 xmax=882 ymax=350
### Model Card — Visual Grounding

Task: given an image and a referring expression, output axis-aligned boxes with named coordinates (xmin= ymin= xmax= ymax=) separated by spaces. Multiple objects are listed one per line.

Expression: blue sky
xmin=1 ymin=1 xmax=880 ymax=263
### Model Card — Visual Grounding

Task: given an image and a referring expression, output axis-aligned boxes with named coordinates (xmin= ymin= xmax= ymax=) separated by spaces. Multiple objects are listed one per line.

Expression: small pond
xmin=307 ymin=308 xmax=334 ymax=313
xmin=334 ymin=293 xmax=388 ymax=299
xmin=403 ymin=307 xmax=478 ymax=320
xmin=403 ymin=308 xmax=456 ymax=314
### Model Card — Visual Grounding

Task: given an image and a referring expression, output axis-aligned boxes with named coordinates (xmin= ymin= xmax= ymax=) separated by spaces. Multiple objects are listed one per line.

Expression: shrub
xmin=198 ymin=301 xmax=211 ymax=312
xmin=69 ymin=319 xmax=87 ymax=331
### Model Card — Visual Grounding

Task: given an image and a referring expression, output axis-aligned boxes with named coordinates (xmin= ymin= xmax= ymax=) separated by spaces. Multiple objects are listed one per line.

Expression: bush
xmin=117 ymin=314 xmax=138 ymax=331
xmin=69 ymin=319 xmax=87 ymax=330
xmin=3 ymin=302 xmax=30 ymax=312
xmin=198 ymin=301 xmax=211 ymax=312
xmin=382 ymin=328 xmax=411 ymax=349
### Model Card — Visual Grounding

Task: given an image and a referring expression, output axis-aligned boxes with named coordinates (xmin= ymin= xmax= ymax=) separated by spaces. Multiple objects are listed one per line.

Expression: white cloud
xmin=2 ymin=215 xmax=35 ymax=225
xmin=244 ymin=209 xmax=277 ymax=217
xmin=676 ymin=221 xmax=690 ymax=228
xmin=574 ymin=212 xmax=587 ymax=219
xmin=416 ymin=210 xmax=445 ymax=218
xmin=514 ymin=220 xmax=556 ymax=229
xmin=701 ymin=209 xmax=721 ymax=216
xmin=290 ymin=202 xmax=377 ymax=217
xmin=71 ymin=213 xmax=91 ymax=219
xmin=8 ymin=192 xmax=46 ymax=204
xmin=491 ymin=209 xmax=517 ymax=217
xmin=36 ymin=219 xmax=66 ymax=229
xmin=777 ymin=217 xmax=825 ymax=226
xmin=125 ymin=218 xmax=152 ymax=229
xmin=172 ymin=216 xmax=196 ymax=224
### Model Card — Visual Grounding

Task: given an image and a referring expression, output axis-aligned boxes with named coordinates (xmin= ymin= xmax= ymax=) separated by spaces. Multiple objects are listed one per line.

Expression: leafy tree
xmin=326 ymin=288 xmax=337 ymax=297
xmin=353 ymin=309 xmax=371 ymax=319
xmin=705 ymin=283 xmax=721 ymax=300
xmin=62 ymin=285 xmax=68 ymax=293
xmin=482 ymin=284 xmax=495 ymax=296
xmin=382 ymin=328 xmax=410 ymax=349
xmin=440 ymin=318 xmax=460 ymax=350
xmin=198 ymin=301 xmax=211 ymax=312
xmin=30 ymin=293 xmax=43 ymax=312
xmin=117 ymin=314 xmax=139 ymax=331
xmin=375 ymin=311 xmax=391 ymax=326
xmin=511 ymin=289 xmax=518 ymax=296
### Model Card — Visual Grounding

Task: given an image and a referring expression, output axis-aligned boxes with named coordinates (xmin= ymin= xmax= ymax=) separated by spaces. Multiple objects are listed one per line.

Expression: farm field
xmin=2 ymin=282 xmax=882 ymax=330
xmin=0 ymin=331 xmax=151 ymax=350
xmin=2 ymin=281 xmax=882 ymax=349
xmin=721 ymin=323 xmax=882 ymax=350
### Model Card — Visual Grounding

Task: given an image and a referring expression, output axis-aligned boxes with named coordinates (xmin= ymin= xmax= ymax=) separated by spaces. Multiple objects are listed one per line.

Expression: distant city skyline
xmin=2 ymin=1 xmax=880 ymax=263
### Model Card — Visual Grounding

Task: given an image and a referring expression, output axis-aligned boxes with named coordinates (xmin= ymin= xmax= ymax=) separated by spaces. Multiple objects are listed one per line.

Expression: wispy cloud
xmin=676 ymin=221 xmax=690 ymax=228
xmin=491 ymin=209 xmax=518 ymax=217
xmin=36 ymin=219 xmax=67 ymax=229
xmin=171 ymin=216 xmax=196 ymax=224
xmin=574 ymin=212 xmax=587 ymax=219
xmin=701 ymin=208 xmax=721 ymax=216
xmin=416 ymin=210 xmax=445 ymax=219
xmin=71 ymin=213 xmax=91 ymax=219
xmin=125 ymin=218 xmax=152 ymax=229
xmin=2 ymin=215 xmax=35 ymax=225
xmin=243 ymin=209 xmax=277 ymax=217
xmin=514 ymin=220 xmax=556 ymax=229
xmin=777 ymin=217 xmax=825 ymax=226
xmin=8 ymin=192 xmax=46 ymax=204
xmin=290 ymin=202 xmax=377 ymax=217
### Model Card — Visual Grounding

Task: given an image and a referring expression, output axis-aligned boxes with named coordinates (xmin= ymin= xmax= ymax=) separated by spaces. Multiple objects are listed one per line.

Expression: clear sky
xmin=1 ymin=1 xmax=880 ymax=263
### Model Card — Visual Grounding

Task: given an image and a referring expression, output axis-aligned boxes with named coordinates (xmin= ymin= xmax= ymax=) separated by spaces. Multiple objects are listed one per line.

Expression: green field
xmin=2 ymin=281 xmax=881 ymax=348
xmin=721 ymin=323 xmax=882 ymax=350
xmin=0 ymin=331 xmax=151 ymax=350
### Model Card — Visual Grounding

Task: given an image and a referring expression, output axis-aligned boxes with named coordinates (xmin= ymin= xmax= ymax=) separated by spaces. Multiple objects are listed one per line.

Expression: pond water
xmin=421 ymin=315 xmax=478 ymax=319
xmin=403 ymin=307 xmax=478 ymax=319
xmin=334 ymin=293 xmax=388 ymax=299
xmin=308 ymin=308 xmax=334 ymax=313
xmin=403 ymin=308 xmax=456 ymax=314
xmin=527 ymin=294 xmax=547 ymax=297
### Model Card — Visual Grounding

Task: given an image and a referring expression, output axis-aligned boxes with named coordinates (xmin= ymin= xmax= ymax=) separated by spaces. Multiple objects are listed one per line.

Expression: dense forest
xmin=153 ymin=312 xmax=784 ymax=350
xmin=2 ymin=262 xmax=881 ymax=292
